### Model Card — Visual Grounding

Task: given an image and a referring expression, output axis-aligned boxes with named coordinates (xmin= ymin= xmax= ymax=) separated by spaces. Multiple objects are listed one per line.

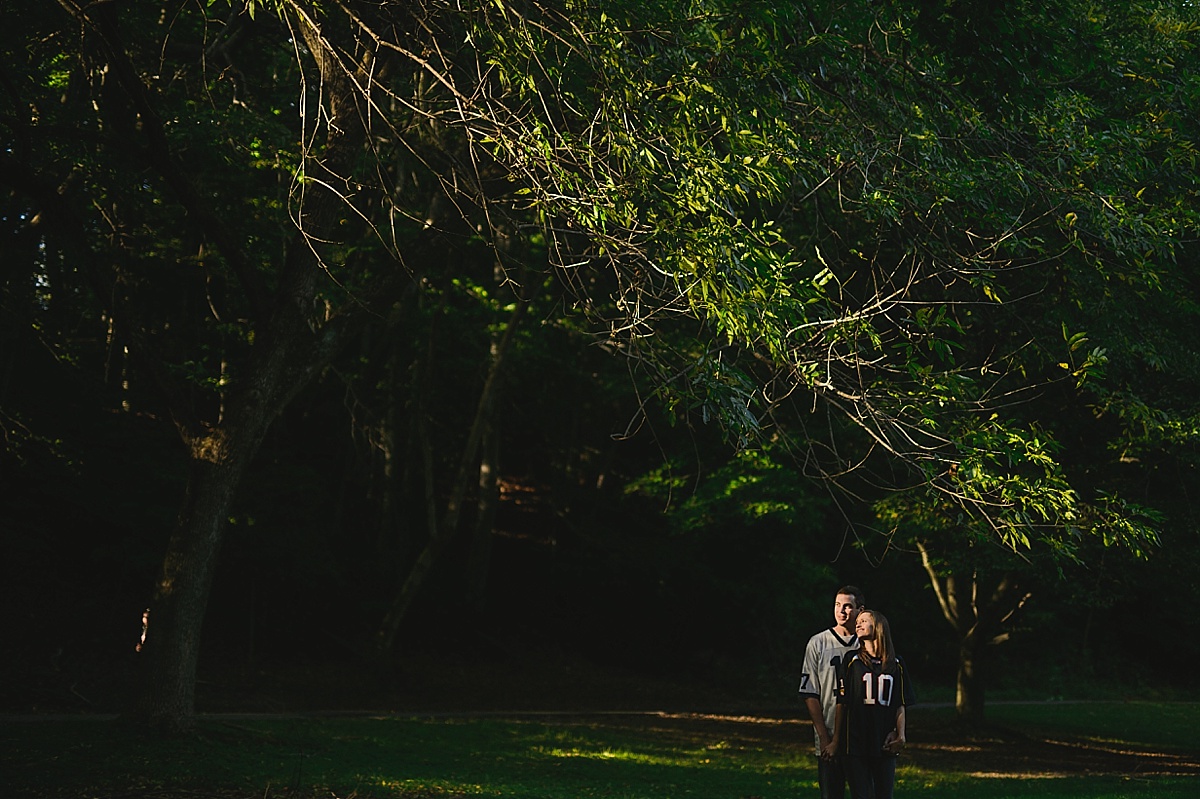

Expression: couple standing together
xmin=799 ymin=586 xmax=915 ymax=799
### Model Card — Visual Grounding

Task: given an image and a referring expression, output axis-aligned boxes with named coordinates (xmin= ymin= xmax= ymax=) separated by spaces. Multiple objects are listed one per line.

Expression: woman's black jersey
xmin=836 ymin=650 xmax=916 ymax=757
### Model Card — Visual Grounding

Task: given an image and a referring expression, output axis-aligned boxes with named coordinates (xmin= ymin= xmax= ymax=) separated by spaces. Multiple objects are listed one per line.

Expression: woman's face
xmin=855 ymin=612 xmax=876 ymax=640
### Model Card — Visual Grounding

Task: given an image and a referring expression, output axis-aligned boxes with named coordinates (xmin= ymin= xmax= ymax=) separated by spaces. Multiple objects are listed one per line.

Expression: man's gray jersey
xmin=798 ymin=627 xmax=858 ymax=752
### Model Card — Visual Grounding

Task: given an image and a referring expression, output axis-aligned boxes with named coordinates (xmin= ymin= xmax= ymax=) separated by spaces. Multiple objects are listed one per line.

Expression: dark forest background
xmin=4 ymin=0 xmax=1200 ymax=728
xmin=4 ymin=317 xmax=1195 ymax=715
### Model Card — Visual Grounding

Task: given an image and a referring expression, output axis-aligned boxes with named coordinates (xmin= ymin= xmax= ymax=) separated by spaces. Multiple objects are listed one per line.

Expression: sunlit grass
xmin=538 ymin=746 xmax=693 ymax=766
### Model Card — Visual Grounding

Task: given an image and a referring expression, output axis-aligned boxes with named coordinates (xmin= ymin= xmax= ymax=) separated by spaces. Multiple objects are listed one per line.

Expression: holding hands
xmin=882 ymin=729 xmax=906 ymax=755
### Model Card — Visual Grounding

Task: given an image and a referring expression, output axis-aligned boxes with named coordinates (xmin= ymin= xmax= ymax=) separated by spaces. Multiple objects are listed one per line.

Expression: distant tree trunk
xmin=462 ymin=255 xmax=517 ymax=611
xmin=375 ymin=299 xmax=526 ymax=652
xmin=917 ymin=540 xmax=1030 ymax=727
xmin=464 ymin=401 xmax=501 ymax=609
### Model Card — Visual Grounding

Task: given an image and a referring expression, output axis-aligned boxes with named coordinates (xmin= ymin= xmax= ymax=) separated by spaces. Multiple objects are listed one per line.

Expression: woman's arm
xmin=883 ymin=706 xmax=906 ymax=754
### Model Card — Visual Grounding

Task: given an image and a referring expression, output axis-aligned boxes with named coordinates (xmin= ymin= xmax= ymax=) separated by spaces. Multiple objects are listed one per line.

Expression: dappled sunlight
xmin=538 ymin=746 xmax=694 ymax=768
xmin=370 ymin=776 xmax=490 ymax=796
xmin=533 ymin=734 xmax=765 ymax=771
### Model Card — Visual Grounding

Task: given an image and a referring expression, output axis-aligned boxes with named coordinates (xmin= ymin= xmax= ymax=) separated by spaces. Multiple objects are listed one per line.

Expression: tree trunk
xmin=917 ymin=539 xmax=1030 ymax=726
xmin=129 ymin=437 xmax=259 ymax=732
xmin=464 ymin=411 xmax=501 ymax=609
xmin=956 ymin=631 xmax=985 ymax=726
xmin=29 ymin=0 xmax=379 ymax=733
xmin=130 ymin=304 xmax=355 ymax=730
xmin=125 ymin=3 xmax=380 ymax=731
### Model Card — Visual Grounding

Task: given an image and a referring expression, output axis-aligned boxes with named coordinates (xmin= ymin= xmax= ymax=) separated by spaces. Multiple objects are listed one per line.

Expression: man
xmin=798 ymin=585 xmax=865 ymax=799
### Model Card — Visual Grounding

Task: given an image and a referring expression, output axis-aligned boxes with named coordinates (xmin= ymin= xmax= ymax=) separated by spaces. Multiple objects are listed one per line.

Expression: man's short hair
xmin=835 ymin=585 xmax=866 ymax=608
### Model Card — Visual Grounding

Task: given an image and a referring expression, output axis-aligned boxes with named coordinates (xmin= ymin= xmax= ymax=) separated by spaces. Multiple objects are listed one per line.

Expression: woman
xmin=825 ymin=609 xmax=915 ymax=799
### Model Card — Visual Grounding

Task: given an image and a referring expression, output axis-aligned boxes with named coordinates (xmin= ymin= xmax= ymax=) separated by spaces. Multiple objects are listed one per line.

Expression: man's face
xmin=833 ymin=593 xmax=860 ymax=631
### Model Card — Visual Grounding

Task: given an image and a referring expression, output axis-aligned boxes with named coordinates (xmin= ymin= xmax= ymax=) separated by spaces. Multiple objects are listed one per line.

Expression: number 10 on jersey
xmin=861 ymin=673 xmax=895 ymax=706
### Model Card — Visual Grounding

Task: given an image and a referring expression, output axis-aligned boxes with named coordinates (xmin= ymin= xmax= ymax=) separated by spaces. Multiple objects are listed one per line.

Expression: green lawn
xmin=2 ymin=703 xmax=1197 ymax=798
xmin=984 ymin=700 xmax=1200 ymax=751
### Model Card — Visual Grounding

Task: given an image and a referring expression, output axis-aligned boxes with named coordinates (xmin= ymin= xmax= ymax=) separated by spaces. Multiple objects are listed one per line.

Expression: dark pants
xmin=843 ymin=755 xmax=897 ymax=799
xmin=818 ymin=756 xmax=848 ymax=799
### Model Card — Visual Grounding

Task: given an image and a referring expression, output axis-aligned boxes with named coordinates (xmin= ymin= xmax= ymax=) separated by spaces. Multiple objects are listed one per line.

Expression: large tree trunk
xmin=131 ymin=277 xmax=355 ymax=731
xmin=115 ymin=6 xmax=375 ymax=731
xmin=130 ymin=431 xmax=263 ymax=731
xmin=130 ymin=311 xmax=354 ymax=731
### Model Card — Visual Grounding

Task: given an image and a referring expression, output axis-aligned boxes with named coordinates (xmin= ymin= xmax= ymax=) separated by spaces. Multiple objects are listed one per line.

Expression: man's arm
xmin=798 ymin=638 xmax=828 ymax=741
xmin=804 ymin=695 xmax=833 ymax=752
xmin=823 ymin=704 xmax=844 ymax=759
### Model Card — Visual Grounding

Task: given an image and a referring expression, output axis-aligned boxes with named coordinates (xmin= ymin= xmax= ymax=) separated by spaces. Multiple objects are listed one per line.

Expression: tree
xmin=884 ymin=0 xmax=1200 ymax=722
xmin=2 ymin=0 xmax=431 ymax=730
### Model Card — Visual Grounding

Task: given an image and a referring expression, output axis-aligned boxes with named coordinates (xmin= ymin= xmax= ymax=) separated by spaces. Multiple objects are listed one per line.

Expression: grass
xmin=983 ymin=700 xmax=1200 ymax=751
xmin=2 ymin=703 xmax=1198 ymax=798
xmin=893 ymin=772 xmax=1198 ymax=799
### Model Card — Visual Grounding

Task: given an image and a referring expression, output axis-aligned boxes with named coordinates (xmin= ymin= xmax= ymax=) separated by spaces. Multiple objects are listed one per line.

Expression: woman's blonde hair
xmin=860 ymin=609 xmax=897 ymax=668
